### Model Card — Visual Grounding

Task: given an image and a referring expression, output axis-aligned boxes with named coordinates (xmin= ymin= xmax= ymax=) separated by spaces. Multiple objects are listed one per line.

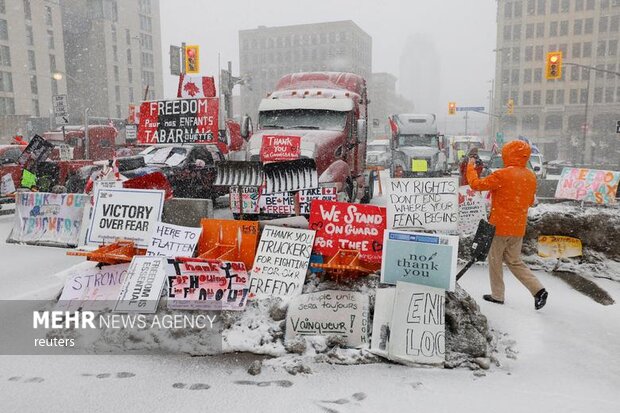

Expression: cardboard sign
xmin=285 ymin=290 xmax=369 ymax=348
xmin=555 ymin=167 xmax=620 ymax=205
xmin=370 ymin=287 xmax=396 ymax=358
xmin=57 ymin=263 xmax=129 ymax=311
xmin=388 ymin=282 xmax=445 ymax=365
xmin=114 ymin=256 xmax=168 ymax=313
xmin=309 ymin=200 xmax=386 ymax=263
xmin=458 ymin=185 xmax=489 ymax=237
xmin=249 ymin=225 xmax=315 ymax=299
xmin=137 ymin=98 xmax=219 ymax=145
xmin=92 ymin=179 xmax=123 ymax=197
xmin=381 ymin=230 xmax=458 ymax=291
xmin=230 ymin=187 xmax=337 ymax=215
xmin=9 ymin=192 xmax=89 ymax=246
xmin=16 ymin=135 xmax=54 ymax=171
xmin=538 ymin=235 xmax=583 ymax=259
xmin=387 ymin=177 xmax=459 ymax=231
xmin=1 ymin=173 xmax=15 ymax=195
xmin=167 ymin=259 xmax=250 ymax=311
xmin=146 ymin=222 xmax=201 ymax=258
xmin=260 ymin=135 xmax=301 ymax=162
xmin=88 ymin=188 xmax=164 ymax=248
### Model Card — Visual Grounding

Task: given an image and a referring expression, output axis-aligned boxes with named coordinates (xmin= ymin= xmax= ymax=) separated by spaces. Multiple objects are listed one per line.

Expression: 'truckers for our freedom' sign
xmin=137 ymin=98 xmax=219 ymax=144
xmin=88 ymin=188 xmax=164 ymax=248
xmin=555 ymin=167 xmax=620 ymax=205
xmin=309 ymin=200 xmax=387 ymax=263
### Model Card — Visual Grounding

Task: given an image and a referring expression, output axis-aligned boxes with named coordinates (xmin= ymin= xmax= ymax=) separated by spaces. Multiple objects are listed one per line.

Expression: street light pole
xmin=581 ymin=69 xmax=591 ymax=165
xmin=84 ymin=107 xmax=90 ymax=159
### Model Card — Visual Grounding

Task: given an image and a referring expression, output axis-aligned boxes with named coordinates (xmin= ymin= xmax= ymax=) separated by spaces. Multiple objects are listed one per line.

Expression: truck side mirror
xmin=356 ymin=119 xmax=367 ymax=142
xmin=240 ymin=115 xmax=253 ymax=141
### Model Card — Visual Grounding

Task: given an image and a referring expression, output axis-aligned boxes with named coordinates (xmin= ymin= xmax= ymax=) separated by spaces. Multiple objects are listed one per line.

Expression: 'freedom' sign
xmin=309 ymin=200 xmax=386 ymax=263
xmin=138 ymin=98 xmax=219 ymax=144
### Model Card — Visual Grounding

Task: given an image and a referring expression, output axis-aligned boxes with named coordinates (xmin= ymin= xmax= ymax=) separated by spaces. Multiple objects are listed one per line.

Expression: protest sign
xmin=309 ymin=200 xmax=386 ymax=263
xmin=538 ymin=235 xmax=582 ymax=259
xmin=555 ymin=167 xmax=620 ymax=205
xmin=260 ymin=135 xmax=301 ymax=162
xmin=458 ymin=185 xmax=489 ymax=237
xmin=92 ymin=179 xmax=123 ymax=196
xmin=231 ymin=187 xmax=337 ymax=215
xmin=88 ymin=188 xmax=164 ymax=248
xmin=229 ymin=186 xmax=260 ymax=215
xmin=285 ymin=290 xmax=369 ymax=348
xmin=388 ymin=282 xmax=445 ymax=365
xmin=114 ymin=256 xmax=168 ymax=313
xmin=249 ymin=225 xmax=315 ymax=299
xmin=370 ymin=287 xmax=396 ymax=358
xmin=16 ymin=135 xmax=54 ymax=171
xmin=8 ymin=192 xmax=89 ymax=246
xmin=57 ymin=263 xmax=129 ymax=311
xmin=146 ymin=222 xmax=201 ymax=258
xmin=137 ymin=98 xmax=220 ymax=145
xmin=167 ymin=259 xmax=249 ymax=311
xmin=1 ymin=173 xmax=15 ymax=195
xmin=387 ymin=177 xmax=459 ymax=231
xmin=381 ymin=230 xmax=458 ymax=291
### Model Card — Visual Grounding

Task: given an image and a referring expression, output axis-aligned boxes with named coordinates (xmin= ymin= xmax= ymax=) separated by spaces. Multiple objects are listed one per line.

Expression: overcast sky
xmin=160 ymin=0 xmax=497 ymax=132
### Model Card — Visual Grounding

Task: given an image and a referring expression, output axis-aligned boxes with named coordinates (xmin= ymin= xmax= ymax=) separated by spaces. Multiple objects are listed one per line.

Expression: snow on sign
xmin=249 ymin=225 xmax=315 ymax=299
xmin=146 ymin=222 xmax=201 ymax=258
xmin=285 ymin=290 xmax=369 ymax=348
xmin=114 ymin=256 xmax=168 ymax=313
xmin=555 ymin=167 xmax=620 ymax=205
xmin=167 ymin=258 xmax=250 ymax=311
xmin=137 ymin=98 xmax=219 ymax=144
xmin=387 ymin=177 xmax=459 ymax=231
xmin=388 ymin=282 xmax=445 ymax=365
xmin=381 ymin=230 xmax=458 ymax=292
xmin=9 ymin=192 xmax=89 ymax=246
xmin=260 ymin=135 xmax=301 ymax=162
xmin=56 ymin=263 xmax=129 ymax=311
xmin=88 ymin=188 xmax=165 ymax=248
xmin=309 ymin=200 xmax=387 ymax=263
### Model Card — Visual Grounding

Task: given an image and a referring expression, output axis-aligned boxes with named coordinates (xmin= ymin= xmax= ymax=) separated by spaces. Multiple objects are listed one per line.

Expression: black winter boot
xmin=534 ymin=289 xmax=548 ymax=310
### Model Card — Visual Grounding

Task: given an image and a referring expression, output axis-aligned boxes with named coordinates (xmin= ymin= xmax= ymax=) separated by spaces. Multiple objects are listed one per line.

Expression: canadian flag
xmin=177 ymin=74 xmax=216 ymax=98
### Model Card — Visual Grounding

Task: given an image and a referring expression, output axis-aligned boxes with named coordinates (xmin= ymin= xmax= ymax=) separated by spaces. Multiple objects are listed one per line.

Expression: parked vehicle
xmin=484 ymin=155 xmax=536 ymax=177
xmin=388 ymin=113 xmax=448 ymax=177
xmin=43 ymin=125 xmax=118 ymax=161
xmin=449 ymin=135 xmax=486 ymax=167
xmin=366 ymin=139 xmax=391 ymax=168
xmin=529 ymin=153 xmax=547 ymax=179
xmin=216 ymin=71 xmax=373 ymax=218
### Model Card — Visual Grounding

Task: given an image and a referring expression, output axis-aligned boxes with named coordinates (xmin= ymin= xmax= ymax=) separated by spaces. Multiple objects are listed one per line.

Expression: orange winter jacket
xmin=466 ymin=140 xmax=536 ymax=237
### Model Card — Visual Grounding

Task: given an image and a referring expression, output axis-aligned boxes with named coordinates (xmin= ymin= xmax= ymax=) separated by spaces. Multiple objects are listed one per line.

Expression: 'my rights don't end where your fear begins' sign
xmin=88 ymin=188 xmax=165 ymax=248
xmin=387 ymin=177 xmax=459 ymax=231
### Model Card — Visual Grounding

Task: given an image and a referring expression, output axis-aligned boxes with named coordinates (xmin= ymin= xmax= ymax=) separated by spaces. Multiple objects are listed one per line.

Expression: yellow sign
xmin=537 ymin=235 xmax=582 ymax=259
xmin=411 ymin=159 xmax=428 ymax=172
xmin=457 ymin=150 xmax=466 ymax=161
xmin=185 ymin=45 xmax=200 ymax=74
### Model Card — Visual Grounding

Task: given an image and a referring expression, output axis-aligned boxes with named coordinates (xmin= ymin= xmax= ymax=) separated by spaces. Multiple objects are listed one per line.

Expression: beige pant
xmin=488 ymin=236 xmax=544 ymax=301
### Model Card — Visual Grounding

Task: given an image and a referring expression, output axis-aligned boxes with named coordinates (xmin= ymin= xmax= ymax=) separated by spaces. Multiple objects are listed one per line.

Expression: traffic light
xmin=448 ymin=102 xmax=457 ymax=115
xmin=506 ymin=98 xmax=514 ymax=115
xmin=545 ymin=51 xmax=562 ymax=80
xmin=184 ymin=45 xmax=200 ymax=74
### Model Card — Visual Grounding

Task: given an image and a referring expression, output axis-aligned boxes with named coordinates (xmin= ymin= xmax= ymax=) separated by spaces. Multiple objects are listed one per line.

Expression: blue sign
xmin=456 ymin=107 xmax=485 ymax=112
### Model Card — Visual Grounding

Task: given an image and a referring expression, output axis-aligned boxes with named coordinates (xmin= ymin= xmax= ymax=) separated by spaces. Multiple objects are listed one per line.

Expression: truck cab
xmin=389 ymin=113 xmax=448 ymax=177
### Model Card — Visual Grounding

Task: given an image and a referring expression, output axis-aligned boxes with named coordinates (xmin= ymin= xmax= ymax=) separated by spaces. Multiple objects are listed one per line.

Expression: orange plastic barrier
xmin=67 ymin=240 xmax=146 ymax=265
xmin=196 ymin=219 xmax=259 ymax=269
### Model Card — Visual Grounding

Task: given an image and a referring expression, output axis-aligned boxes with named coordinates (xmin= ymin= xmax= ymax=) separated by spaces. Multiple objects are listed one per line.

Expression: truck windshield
xmin=398 ymin=134 xmax=438 ymax=147
xmin=259 ymin=110 xmax=347 ymax=131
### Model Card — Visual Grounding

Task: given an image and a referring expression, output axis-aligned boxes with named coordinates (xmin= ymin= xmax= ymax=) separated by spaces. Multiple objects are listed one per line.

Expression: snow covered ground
xmin=1 ymin=178 xmax=620 ymax=412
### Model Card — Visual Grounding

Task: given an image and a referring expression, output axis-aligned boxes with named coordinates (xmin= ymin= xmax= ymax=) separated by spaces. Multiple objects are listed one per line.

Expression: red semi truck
xmin=216 ymin=72 xmax=373 ymax=218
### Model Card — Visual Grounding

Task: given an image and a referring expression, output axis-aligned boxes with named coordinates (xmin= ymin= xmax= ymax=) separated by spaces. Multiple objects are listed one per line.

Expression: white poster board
xmin=88 ymin=188 xmax=164 ymax=248
xmin=387 ymin=177 xmax=459 ymax=231
xmin=1 ymin=173 xmax=15 ymax=195
xmin=114 ymin=256 xmax=168 ymax=313
xmin=370 ymin=287 xmax=396 ymax=358
xmin=458 ymin=185 xmax=489 ymax=237
xmin=56 ymin=263 xmax=129 ymax=311
xmin=248 ymin=225 xmax=315 ymax=300
xmin=146 ymin=222 xmax=201 ymax=258
xmin=285 ymin=290 xmax=369 ymax=348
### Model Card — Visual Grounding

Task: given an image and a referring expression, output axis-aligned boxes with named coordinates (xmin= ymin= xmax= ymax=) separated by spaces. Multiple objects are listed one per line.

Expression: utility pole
xmin=84 ymin=108 xmax=90 ymax=159
xmin=581 ymin=68 xmax=591 ymax=165
xmin=464 ymin=111 xmax=469 ymax=135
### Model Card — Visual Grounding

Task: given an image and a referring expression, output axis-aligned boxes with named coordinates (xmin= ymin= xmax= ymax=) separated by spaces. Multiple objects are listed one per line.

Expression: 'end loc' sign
xmin=53 ymin=94 xmax=69 ymax=124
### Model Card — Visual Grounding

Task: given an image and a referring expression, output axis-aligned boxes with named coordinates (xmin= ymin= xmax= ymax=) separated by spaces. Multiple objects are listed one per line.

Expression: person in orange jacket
xmin=466 ymin=140 xmax=548 ymax=310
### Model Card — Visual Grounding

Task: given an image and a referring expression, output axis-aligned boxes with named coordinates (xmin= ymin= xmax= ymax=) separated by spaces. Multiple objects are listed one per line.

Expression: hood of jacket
xmin=502 ymin=140 xmax=531 ymax=167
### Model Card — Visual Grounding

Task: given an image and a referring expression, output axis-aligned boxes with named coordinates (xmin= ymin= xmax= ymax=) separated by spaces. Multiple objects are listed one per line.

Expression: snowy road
xmin=1 ymin=182 xmax=620 ymax=412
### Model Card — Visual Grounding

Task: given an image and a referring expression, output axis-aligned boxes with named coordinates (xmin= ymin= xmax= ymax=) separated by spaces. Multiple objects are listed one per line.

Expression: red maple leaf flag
xmin=177 ymin=74 xmax=216 ymax=98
